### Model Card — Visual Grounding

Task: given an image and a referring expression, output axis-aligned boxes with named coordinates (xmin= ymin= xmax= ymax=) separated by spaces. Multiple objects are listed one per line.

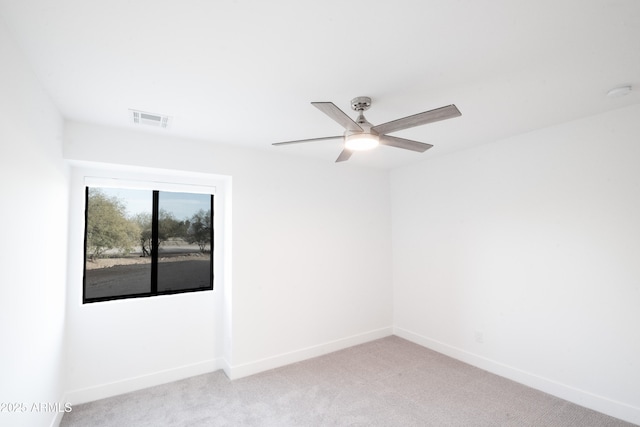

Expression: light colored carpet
xmin=60 ymin=336 xmax=634 ymax=426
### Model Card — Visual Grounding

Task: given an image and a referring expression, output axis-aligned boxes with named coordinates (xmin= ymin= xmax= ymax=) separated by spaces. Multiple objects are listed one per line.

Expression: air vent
xmin=130 ymin=109 xmax=171 ymax=128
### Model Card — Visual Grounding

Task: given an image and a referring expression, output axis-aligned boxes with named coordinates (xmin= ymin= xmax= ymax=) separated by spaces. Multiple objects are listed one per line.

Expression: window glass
xmin=84 ymin=187 xmax=152 ymax=300
xmin=157 ymin=191 xmax=213 ymax=292
xmin=83 ymin=187 xmax=213 ymax=303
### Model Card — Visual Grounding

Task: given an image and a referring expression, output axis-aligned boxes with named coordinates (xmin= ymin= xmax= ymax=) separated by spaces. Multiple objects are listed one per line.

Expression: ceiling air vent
xmin=130 ymin=109 xmax=171 ymax=128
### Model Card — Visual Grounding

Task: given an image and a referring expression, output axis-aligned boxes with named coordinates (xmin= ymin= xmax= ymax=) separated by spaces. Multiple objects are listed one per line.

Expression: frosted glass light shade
xmin=345 ymin=133 xmax=379 ymax=151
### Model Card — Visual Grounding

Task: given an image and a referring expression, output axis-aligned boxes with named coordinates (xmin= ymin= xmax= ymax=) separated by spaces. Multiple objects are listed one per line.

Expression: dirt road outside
xmin=84 ymin=248 xmax=211 ymax=300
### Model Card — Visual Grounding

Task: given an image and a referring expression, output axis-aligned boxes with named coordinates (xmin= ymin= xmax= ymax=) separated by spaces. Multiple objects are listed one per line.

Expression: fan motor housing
xmin=351 ymin=96 xmax=372 ymax=111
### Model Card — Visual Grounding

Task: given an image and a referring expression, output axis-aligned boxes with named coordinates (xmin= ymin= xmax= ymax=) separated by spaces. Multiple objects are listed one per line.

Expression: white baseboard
xmin=394 ymin=327 xmax=640 ymax=426
xmin=60 ymin=328 xmax=637 ymax=425
xmin=60 ymin=328 xmax=393 ymax=408
xmin=228 ymin=327 xmax=394 ymax=380
xmin=64 ymin=358 xmax=223 ymax=405
xmin=48 ymin=393 xmax=68 ymax=427
xmin=219 ymin=356 xmax=232 ymax=379
xmin=50 ymin=412 xmax=64 ymax=427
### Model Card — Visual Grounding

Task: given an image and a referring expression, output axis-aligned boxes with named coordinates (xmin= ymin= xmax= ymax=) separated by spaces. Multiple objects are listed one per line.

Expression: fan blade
xmin=273 ymin=135 xmax=343 ymax=146
xmin=371 ymin=104 xmax=461 ymax=135
xmin=379 ymin=135 xmax=433 ymax=152
xmin=312 ymin=102 xmax=363 ymax=132
xmin=335 ymin=149 xmax=353 ymax=162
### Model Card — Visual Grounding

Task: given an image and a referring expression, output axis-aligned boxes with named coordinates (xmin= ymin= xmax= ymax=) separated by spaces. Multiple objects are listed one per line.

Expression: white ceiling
xmin=1 ymin=0 xmax=639 ymax=168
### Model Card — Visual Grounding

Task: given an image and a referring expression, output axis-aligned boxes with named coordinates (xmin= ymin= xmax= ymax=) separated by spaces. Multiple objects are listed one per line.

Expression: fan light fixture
xmin=345 ymin=133 xmax=379 ymax=151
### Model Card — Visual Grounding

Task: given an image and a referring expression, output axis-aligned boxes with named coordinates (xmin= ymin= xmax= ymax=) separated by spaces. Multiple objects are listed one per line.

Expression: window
xmin=83 ymin=185 xmax=214 ymax=303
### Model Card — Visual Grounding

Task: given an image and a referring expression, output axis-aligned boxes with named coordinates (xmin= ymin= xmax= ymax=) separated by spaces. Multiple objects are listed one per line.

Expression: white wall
xmin=390 ymin=104 xmax=640 ymax=424
xmin=63 ymin=122 xmax=393 ymax=400
xmin=0 ymin=16 xmax=69 ymax=427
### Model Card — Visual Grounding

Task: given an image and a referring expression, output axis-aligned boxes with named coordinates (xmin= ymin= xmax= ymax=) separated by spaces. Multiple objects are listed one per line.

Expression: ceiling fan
xmin=273 ymin=96 xmax=461 ymax=162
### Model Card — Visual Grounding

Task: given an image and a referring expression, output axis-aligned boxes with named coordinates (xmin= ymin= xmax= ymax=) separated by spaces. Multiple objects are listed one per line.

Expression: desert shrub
xmin=86 ymin=189 xmax=140 ymax=260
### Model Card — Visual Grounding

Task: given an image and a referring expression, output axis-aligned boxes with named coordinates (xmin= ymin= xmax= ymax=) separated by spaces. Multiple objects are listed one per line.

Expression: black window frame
xmin=83 ymin=186 xmax=214 ymax=304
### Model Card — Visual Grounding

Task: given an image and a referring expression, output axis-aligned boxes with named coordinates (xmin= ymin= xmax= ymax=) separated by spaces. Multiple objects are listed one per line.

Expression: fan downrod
xmin=351 ymin=96 xmax=371 ymax=112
